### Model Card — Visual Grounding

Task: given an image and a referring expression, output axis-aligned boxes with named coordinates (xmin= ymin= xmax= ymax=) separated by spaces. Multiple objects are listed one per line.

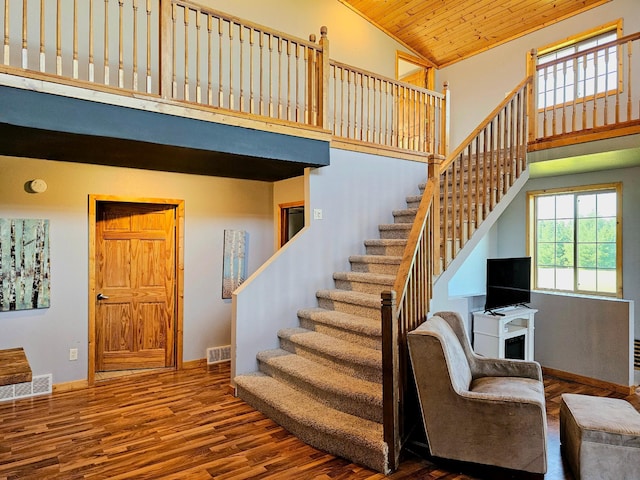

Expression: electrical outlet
xmin=69 ymin=348 xmax=78 ymax=361
xmin=313 ymin=208 xmax=323 ymax=220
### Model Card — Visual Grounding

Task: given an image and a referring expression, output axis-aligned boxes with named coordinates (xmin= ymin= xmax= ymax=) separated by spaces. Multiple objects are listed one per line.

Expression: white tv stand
xmin=472 ymin=306 xmax=537 ymax=361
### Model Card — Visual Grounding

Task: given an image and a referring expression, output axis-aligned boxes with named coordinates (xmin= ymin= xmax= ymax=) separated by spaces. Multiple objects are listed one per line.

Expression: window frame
xmin=535 ymin=21 xmax=623 ymax=111
xmin=526 ymin=182 xmax=623 ymax=298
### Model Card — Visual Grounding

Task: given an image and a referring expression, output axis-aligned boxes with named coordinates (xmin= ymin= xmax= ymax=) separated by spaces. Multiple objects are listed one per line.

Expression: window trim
xmin=535 ymin=20 xmax=623 ymax=111
xmin=526 ymin=182 xmax=623 ymax=298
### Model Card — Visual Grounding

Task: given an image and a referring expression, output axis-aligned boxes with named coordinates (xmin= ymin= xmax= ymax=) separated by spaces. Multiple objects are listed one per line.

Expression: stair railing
xmin=381 ymin=75 xmax=533 ymax=473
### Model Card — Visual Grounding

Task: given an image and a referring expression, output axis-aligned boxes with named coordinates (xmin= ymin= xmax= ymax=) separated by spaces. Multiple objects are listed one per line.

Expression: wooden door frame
xmin=87 ymin=195 xmax=185 ymax=386
xmin=278 ymin=201 xmax=304 ymax=247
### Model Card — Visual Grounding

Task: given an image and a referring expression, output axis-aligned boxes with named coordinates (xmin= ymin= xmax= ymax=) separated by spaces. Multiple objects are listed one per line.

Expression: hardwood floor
xmin=0 ymin=363 xmax=638 ymax=480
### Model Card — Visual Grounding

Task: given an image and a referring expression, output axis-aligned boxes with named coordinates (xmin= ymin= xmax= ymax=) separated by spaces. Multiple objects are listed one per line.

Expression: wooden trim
xmin=542 ymin=366 xmax=634 ymax=396
xmin=52 ymin=379 xmax=89 ymax=393
xmin=278 ymin=201 xmax=304 ymax=248
xmin=536 ymin=19 xmax=623 ymax=57
xmin=527 ymin=121 xmax=640 ymax=151
xmin=183 ymin=358 xmax=207 ymax=370
xmin=330 ymin=138 xmax=430 ymax=163
xmin=88 ymin=195 xmax=185 ymax=386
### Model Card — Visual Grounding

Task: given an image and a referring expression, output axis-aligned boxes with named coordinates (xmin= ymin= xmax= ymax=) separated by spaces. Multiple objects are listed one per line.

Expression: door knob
xmin=97 ymin=293 xmax=109 ymax=300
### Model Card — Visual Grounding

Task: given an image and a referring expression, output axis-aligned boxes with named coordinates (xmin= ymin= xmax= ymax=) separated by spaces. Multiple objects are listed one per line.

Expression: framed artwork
xmin=0 ymin=218 xmax=50 ymax=311
xmin=222 ymin=229 xmax=247 ymax=299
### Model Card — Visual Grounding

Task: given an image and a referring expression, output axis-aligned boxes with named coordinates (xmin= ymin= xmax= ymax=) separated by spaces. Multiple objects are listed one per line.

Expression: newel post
xmin=158 ymin=0 xmax=174 ymax=99
xmin=441 ymin=81 xmax=450 ymax=157
xmin=381 ymin=290 xmax=399 ymax=472
xmin=318 ymin=26 xmax=330 ymax=130
xmin=526 ymin=48 xmax=538 ymax=143
xmin=429 ymin=155 xmax=442 ymax=275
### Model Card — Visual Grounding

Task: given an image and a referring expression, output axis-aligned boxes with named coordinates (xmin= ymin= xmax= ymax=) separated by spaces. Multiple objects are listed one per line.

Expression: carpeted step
xmin=235 ymin=372 xmax=388 ymax=473
xmin=256 ymin=349 xmax=382 ymax=422
xmin=297 ymin=307 xmax=381 ymax=350
xmin=378 ymin=223 xmax=412 ymax=239
xmin=392 ymin=208 xmax=418 ymax=224
xmin=277 ymin=327 xmax=381 ymax=383
xmin=364 ymin=239 xmax=406 ymax=256
xmin=316 ymin=289 xmax=382 ymax=320
xmin=405 ymin=194 xmax=422 ymax=208
xmin=333 ymin=271 xmax=395 ymax=295
xmin=349 ymin=255 xmax=401 ymax=275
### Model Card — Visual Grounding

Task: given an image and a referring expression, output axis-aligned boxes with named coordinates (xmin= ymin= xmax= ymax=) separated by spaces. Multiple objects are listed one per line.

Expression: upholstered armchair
xmin=407 ymin=311 xmax=548 ymax=474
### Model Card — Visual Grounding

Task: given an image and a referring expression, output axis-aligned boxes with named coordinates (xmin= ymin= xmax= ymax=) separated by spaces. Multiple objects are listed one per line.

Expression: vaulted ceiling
xmin=339 ymin=0 xmax=611 ymax=67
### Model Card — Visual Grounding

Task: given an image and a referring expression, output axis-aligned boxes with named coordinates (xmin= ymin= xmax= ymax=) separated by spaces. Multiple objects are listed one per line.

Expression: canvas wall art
xmin=0 ymin=218 xmax=50 ymax=311
xmin=222 ymin=229 xmax=247 ymax=299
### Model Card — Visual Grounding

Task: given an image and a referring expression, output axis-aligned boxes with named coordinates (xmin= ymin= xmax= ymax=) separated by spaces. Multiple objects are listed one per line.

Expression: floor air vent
xmin=0 ymin=374 xmax=52 ymax=402
xmin=207 ymin=345 xmax=231 ymax=365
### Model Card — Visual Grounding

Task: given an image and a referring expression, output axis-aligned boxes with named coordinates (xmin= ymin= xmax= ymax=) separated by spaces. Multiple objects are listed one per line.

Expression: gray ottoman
xmin=560 ymin=393 xmax=640 ymax=480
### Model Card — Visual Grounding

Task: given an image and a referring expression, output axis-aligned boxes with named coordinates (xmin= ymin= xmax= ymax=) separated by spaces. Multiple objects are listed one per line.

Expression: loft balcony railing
xmin=0 ymin=0 xmax=448 ymax=158
xmin=529 ymin=31 xmax=640 ymax=150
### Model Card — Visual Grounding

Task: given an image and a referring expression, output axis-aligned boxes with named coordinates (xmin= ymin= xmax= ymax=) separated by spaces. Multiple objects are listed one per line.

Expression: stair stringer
xmin=430 ymin=169 xmax=530 ymax=314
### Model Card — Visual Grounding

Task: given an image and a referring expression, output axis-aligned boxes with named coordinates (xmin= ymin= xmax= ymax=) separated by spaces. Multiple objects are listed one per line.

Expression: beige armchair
xmin=407 ymin=311 xmax=548 ymax=474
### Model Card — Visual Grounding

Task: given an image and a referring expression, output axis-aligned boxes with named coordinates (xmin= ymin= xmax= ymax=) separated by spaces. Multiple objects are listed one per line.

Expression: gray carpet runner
xmin=234 ymin=182 xmax=423 ymax=474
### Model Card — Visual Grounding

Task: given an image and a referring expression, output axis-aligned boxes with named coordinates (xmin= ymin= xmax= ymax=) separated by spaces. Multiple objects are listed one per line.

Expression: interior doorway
xmin=88 ymin=196 xmax=185 ymax=385
xmin=279 ymin=202 xmax=305 ymax=247
xmin=396 ymin=51 xmax=435 ymax=89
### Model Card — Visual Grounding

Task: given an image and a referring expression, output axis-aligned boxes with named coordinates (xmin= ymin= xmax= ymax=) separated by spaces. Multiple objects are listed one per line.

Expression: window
xmin=537 ymin=27 xmax=619 ymax=108
xmin=527 ymin=184 xmax=621 ymax=296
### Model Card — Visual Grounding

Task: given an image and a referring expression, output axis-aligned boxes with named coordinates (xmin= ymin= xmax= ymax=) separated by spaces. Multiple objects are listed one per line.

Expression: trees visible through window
xmin=537 ymin=29 xmax=618 ymax=108
xmin=528 ymin=184 xmax=621 ymax=296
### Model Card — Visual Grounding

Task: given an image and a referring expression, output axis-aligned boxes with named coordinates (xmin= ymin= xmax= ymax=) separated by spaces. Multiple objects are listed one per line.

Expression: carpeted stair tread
xmin=235 ymin=372 xmax=387 ymax=473
xmin=392 ymin=207 xmax=418 ymax=218
xmin=256 ymin=349 xmax=382 ymax=420
xmin=333 ymin=271 xmax=395 ymax=285
xmin=364 ymin=239 xmax=407 ymax=247
xmin=278 ymin=328 xmax=381 ymax=371
xmin=316 ymin=289 xmax=381 ymax=308
xmin=297 ymin=307 xmax=381 ymax=337
xmin=349 ymin=254 xmax=402 ymax=265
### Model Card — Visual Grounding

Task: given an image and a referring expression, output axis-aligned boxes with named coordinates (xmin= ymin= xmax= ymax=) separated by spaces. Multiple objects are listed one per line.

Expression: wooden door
xmin=95 ymin=202 xmax=176 ymax=371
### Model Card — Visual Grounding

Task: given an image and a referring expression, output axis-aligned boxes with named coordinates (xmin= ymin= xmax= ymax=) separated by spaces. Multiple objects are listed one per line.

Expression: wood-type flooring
xmin=0 ymin=363 xmax=638 ymax=480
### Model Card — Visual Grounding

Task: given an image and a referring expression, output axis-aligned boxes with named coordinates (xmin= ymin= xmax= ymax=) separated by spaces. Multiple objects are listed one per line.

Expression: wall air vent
xmin=207 ymin=345 xmax=231 ymax=365
xmin=0 ymin=374 xmax=52 ymax=402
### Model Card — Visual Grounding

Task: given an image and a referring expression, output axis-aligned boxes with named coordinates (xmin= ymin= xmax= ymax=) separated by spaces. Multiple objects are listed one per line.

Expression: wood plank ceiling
xmin=339 ymin=0 xmax=612 ymax=67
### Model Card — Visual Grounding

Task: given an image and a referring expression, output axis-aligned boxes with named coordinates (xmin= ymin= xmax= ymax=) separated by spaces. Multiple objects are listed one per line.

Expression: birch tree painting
xmin=222 ymin=230 xmax=247 ymax=299
xmin=0 ymin=219 xmax=50 ymax=311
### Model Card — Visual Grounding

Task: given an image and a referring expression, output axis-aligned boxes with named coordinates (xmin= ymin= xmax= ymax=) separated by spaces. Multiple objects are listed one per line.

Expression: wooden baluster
xmin=183 ymin=8 xmax=189 ymax=101
xmin=581 ymin=53 xmax=587 ymax=130
xmin=372 ymin=76 xmax=378 ymax=144
xmin=541 ymin=67 xmax=548 ymax=136
xmin=268 ymin=34 xmax=275 ymax=117
xmin=229 ymin=21 xmax=234 ymax=110
xmin=195 ymin=11 xmax=201 ymax=103
xmin=132 ymin=0 xmax=139 ymax=91
xmin=360 ymin=73 xmax=365 ymax=141
xmin=89 ymin=0 xmax=94 ymax=82
xmin=466 ymin=144 xmax=472 ymax=239
xmin=603 ymin=46 xmax=609 ymax=125
xmin=171 ymin=3 xmax=177 ymax=97
xmin=346 ymin=70 xmax=352 ymax=137
xmin=354 ymin=72 xmax=360 ymax=140
xmin=515 ymin=90 xmax=522 ymax=179
xmin=57 ymin=0 xmax=63 ymax=76
xmin=489 ymin=119 xmax=496 ymax=210
xmin=482 ymin=127 xmax=489 ymax=220
xmin=239 ymin=25 xmax=245 ymax=112
xmin=249 ymin=28 xmax=255 ymax=113
xmin=339 ymin=67 xmax=344 ymax=136
xmin=615 ymin=44 xmax=621 ymax=123
xmin=474 ymin=136 xmax=480 ymax=228
xmin=295 ymin=41 xmax=301 ymax=121
xmin=218 ymin=17 xmax=223 ymax=107
xmin=627 ymin=40 xmax=632 ymax=122
xmin=146 ymin=0 xmax=152 ymax=92
xmin=39 ymin=0 xmax=45 ymax=72
xmin=276 ymin=36 xmax=283 ymax=119
xmin=72 ymin=0 xmax=79 ymax=78
xmin=286 ymin=39 xmax=291 ymax=120
xmin=259 ymin=31 xmax=265 ymax=116
xmin=551 ymin=64 xmax=557 ymax=136
xmin=3 ymin=0 xmax=9 ymax=66
xmin=206 ymin=15 xmax=212 ymax=104
xmin=442 ymin=167 xmax=449 ymax=267
xmin=21 ymin=0 xmax=27 ymax=69
xmin=502 ymin=108 xmax=508 ymax=195
xmin=103 ymin=0 xmax=109 ymax=84
xmin=572 ymin=57 xmax=578 ymax=132
xmin=561 ymin=61 xmax=566 ymax=134
xmin=592 ymin=51 xmax=598 ymax=128
xmin=118 ymin=0 xmax=124 ymax=87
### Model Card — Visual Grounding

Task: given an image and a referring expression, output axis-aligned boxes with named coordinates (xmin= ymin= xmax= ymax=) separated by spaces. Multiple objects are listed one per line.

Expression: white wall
xmin=0 ymin=156 xmax=274 ymax=384
xmin=233 ymin=150 xmax=427 ymax=377
xmin=207 ymin=0 xmax=412 ymax=79
xmin=438 ymin=0 xmax=640 ymax=148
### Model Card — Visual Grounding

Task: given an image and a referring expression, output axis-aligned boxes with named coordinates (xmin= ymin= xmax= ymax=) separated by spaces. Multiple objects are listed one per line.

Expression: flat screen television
xmin=484 ymin=257 xmax=531 ymax=313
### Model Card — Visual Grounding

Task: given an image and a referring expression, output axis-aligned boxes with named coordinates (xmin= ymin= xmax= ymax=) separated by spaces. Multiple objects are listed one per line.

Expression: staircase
xmin=235 ymin=183 xmax=421 ymax=473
